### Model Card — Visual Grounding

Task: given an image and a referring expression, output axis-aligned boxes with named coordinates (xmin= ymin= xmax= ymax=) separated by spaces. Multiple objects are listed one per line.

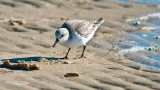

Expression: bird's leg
xmin=60 ymin=48 xmax=71 ymax=59
xmin=79 ymin=46 xmax=86 ymax=58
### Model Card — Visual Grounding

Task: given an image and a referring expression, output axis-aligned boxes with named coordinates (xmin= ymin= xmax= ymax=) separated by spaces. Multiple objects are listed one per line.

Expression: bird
xmin=53 ymin=18 xmax=104 ymax=59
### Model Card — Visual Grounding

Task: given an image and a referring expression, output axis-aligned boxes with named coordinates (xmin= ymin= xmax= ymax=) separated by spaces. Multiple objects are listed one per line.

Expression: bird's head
xmin=53 ymin=28 xmax=69 ymax=47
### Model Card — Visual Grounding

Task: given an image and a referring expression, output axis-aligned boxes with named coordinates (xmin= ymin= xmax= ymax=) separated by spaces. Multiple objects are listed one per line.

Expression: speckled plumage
xmin=61 ymin=18 xmax=104 ymax=37
xmin=53 ymin=18 xmax=104 ymax=59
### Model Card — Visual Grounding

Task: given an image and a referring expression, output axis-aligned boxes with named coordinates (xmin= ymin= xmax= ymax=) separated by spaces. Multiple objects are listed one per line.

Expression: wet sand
xmin=0 ymin=0 xmax=160 ymax=90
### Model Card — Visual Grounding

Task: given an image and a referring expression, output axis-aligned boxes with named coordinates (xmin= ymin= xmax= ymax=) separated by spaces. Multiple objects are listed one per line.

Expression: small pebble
xmin=130 ymin=41 xmax=136 ymax=44
xmin=9 ymin=18 xmax=25 ymax=25
xmin=63 ymin=61 xmax=73 ymax=64
xmin=154 ymin=36 xmax=160 ymax=39
xmin=30 ymin=37 xmax=36 ymax=40
xmin=64 ymin=73 xmax=80 ymax=77
xmin=133 ymin=21 xmax=140 ymax=25
xmin=141 ymin=34 xmax=147 ymax=37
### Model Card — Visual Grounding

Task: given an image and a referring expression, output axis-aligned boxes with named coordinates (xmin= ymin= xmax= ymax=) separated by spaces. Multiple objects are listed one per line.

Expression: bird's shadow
xmin=0 ymin=56 xmax=59 ymax=70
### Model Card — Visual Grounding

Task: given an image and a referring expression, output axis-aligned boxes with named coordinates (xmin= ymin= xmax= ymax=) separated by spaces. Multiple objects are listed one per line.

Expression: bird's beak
xmin=53 ymin=39 xmax=59 ymax=47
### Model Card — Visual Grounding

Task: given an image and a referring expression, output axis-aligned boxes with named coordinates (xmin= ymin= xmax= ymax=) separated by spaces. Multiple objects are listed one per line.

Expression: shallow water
xmin=109 ymin=0 xmax=160 ymax=69
xmin=118 ymin=13 xmax=160 ymax=69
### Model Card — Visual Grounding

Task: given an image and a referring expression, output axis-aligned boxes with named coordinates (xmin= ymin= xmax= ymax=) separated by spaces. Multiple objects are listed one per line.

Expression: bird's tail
xmin=94 ymin=18 xmax=104 ymax=25
xmin=90 ymin=18 xmax=104 ymax=32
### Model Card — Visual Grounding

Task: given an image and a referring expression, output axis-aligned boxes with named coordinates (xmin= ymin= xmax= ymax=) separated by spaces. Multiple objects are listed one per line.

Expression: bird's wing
xmin=61 ymin=18 xmax=104 ymax=37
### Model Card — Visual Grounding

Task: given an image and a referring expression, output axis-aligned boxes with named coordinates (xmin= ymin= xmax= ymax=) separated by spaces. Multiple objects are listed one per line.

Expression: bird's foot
xmin=59 ymin=56 xmax=68 ymax=60
xmin=78 ymin=55 xmax=84 ymax=59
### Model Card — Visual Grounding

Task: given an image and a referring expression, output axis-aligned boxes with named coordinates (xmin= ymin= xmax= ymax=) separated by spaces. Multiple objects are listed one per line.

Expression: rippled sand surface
xmin=0 ymin=0 xmax=160 ymax=90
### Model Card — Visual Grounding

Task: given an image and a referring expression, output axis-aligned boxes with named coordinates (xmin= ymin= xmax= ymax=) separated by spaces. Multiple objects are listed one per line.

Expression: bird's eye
xmin=60 ymin=35 xmax=64 ymax=38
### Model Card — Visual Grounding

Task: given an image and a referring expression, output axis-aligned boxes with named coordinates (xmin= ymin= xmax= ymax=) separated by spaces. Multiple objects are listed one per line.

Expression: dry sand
xmin=0 ymin=0 xmax=160 ymax=90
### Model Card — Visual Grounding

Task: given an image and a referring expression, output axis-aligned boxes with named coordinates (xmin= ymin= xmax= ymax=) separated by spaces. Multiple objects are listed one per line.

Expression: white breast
xmin=59 ymin=31 xmax=95 ymax=48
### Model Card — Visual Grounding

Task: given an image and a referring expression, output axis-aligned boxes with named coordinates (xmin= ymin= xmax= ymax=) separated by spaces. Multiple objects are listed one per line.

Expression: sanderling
xmin=53 ymin=18 xmax=104 ymax=59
